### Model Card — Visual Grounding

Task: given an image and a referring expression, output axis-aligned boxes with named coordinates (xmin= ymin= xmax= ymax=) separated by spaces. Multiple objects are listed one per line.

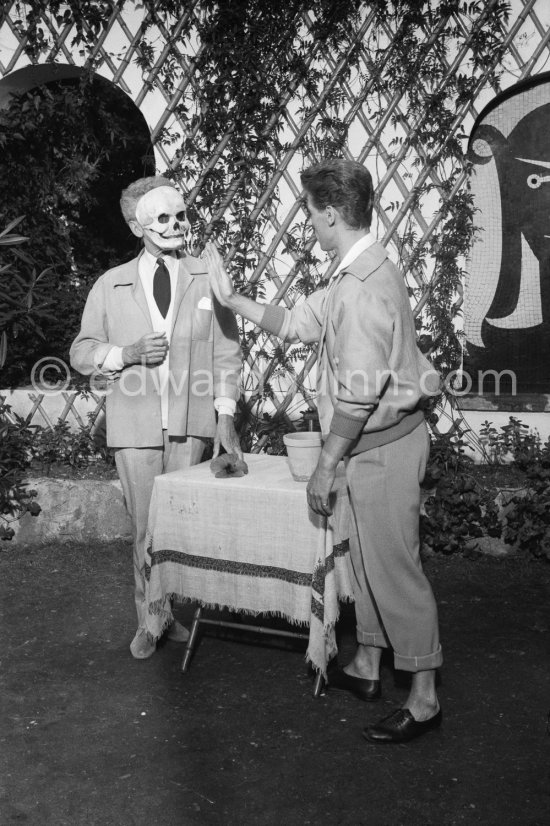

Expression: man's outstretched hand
xmin=203 ymin=242 xmax=236 ymax=309
xmin=203 ymin=241 xmax=268 ymax=329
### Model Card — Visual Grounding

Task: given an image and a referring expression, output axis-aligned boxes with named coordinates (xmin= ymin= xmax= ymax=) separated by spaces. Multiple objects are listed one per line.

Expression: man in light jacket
xmin=71 ymin=176 xmax=242 ymax=659
xmin=206 ymin=158 xmax=442 ymax=744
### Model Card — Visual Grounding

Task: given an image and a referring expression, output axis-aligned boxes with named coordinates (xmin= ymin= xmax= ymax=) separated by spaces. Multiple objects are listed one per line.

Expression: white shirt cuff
xmin=214 ymin=397 xmax=236 ymax=417
xmin=95 ymin=346 xmax=125 ymax=375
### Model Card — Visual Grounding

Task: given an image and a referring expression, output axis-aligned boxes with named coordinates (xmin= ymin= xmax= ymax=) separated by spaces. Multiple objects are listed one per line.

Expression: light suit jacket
xmin=70 ymin=251 xmax=242 ymax=447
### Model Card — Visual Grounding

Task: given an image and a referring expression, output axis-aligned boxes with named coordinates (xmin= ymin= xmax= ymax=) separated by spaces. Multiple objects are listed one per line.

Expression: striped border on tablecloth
xmin=145 ymin=550 xmax=312 ymax=586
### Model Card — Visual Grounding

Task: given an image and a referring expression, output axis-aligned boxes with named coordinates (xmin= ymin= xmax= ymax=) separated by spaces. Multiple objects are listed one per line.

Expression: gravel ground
xmin=1 ymin=541 xmax=549 ymax=826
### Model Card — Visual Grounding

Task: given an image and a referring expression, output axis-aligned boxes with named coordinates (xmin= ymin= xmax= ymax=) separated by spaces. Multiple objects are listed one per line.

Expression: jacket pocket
xmin=192 ymin=308 xmax=213 ymax=340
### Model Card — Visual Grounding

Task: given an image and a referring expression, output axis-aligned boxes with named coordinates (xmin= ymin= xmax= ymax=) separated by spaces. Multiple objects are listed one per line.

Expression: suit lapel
xmin=114 ymin=254 xmax=152 ymax=329
xmin=170 ymin=256 xmax=196 ymax=333
xmin=132 ymin=262 xmax=152 ymax=329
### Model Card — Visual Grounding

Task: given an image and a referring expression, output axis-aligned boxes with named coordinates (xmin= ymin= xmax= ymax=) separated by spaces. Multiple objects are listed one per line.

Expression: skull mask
xmin=134 ymin=186 xmax=190 ymax=253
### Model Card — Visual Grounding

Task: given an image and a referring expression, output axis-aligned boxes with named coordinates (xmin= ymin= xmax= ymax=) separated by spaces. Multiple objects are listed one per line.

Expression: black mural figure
xmin=466 ymin=98 xmax=550 ymax=393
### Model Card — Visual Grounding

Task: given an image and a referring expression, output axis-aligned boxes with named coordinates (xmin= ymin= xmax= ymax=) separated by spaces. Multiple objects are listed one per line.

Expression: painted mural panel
xmin=465 ymin=73 xmax=550 ymax=394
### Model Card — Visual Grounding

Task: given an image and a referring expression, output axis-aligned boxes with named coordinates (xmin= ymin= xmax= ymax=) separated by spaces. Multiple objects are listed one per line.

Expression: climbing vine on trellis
xmin=8 ymin=0 xmax=513 ymax=445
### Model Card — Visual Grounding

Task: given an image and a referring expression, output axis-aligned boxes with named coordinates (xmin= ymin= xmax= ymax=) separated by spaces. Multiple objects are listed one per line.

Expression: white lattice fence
xmin=1 ymin=1 xmax=550 ymax=437
xmin=0 ymin=389 xmax=106 ymax=433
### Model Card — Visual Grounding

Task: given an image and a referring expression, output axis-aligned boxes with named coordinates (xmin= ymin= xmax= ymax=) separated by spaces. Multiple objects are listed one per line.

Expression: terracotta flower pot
xmin=283 ymin=431 xmax=323 ymax=482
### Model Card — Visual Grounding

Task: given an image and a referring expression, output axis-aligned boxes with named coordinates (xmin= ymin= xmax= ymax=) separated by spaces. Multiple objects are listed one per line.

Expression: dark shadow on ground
xmin=0 ymin=542 xmax=549 ymax=826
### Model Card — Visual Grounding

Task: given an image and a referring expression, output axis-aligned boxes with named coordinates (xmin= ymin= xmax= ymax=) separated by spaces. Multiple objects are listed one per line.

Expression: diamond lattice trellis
xmin=1 ymin=1 xmax=550 ymax=442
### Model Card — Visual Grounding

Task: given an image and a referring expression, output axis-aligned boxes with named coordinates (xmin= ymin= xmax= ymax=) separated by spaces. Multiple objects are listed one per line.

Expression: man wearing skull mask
xmin=70 ymin=176 xmax=243 ymax=659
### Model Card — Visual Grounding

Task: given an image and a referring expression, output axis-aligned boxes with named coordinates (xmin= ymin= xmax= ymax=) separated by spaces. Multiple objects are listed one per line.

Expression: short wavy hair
xmin=119 ymin=176 xmax=175 ymax=223
xmin=300 ymin=159 xmax=374 ymax=230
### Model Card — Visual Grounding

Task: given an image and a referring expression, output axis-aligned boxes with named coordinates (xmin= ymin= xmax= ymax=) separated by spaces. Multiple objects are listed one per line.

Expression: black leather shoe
xmin=363 ymin=707 xmax=442 ymax=744
xmin=327 ymin=668 xmax=381 ymax=701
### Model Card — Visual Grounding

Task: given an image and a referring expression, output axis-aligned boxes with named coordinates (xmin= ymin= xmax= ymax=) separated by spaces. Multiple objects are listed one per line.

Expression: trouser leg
xmin=162 ymin=434 xmax=207 ymax=474
xmin=347 ymin=501 xmax=388 ymax=649
xmin=115 ymin=446 xmax=163 ymax=629
xmin=346 ymin=423 xmax=442 ymax=673
xmin=115 ymin=435 xmax=207 ymax=629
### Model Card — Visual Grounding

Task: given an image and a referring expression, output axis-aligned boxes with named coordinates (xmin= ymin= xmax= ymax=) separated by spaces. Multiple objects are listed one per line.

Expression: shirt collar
xmin=142 ymin=247 xmax=179 ymax=276
xmin=331 ymin=232 xmax=376 ymax=281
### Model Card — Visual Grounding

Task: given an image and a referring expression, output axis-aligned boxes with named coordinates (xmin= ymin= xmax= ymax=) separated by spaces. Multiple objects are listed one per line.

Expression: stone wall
xmin=10 ymin=477 xmax=132 ymax=549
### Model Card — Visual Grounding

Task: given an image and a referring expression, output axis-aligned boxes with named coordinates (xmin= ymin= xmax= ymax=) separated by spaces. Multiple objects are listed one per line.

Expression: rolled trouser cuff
xmin=393 ymin=645 xmax=443 ymax=673
xmin=356 ymin=630 xmax=388 ymax=648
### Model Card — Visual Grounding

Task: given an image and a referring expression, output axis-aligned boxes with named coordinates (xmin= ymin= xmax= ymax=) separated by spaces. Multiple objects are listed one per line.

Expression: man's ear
xmin=128 ymin=219 xmax=144 ymax=239
xmin=325 ymin=205 xmax=336 ymax=226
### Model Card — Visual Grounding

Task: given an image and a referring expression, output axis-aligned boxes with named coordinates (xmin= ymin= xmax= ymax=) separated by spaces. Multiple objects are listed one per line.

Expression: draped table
xmin=144 ymin=452 xmax=353 ymax=678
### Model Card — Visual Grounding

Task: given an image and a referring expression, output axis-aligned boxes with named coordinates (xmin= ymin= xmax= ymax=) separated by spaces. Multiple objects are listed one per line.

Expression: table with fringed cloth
xmin=144 ymin=452 xmax=354 ymax=677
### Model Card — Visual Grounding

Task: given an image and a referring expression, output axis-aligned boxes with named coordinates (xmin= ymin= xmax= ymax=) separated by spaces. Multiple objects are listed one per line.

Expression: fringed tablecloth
xmin=144 ymin=452 xmax=354 ymax=676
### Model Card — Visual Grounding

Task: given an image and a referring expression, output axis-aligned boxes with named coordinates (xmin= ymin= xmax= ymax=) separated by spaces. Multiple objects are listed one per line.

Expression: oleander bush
xmin=0 ymin=76 xmax=153 ymax=386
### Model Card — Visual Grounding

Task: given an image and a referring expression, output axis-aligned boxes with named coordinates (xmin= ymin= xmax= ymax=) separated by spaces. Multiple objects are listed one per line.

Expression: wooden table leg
xmin=181 ymin=605 xmax=326 ymax=696
xmin=313 ymin=671 xmax=324 ymax=698
xmin=181 ymin=606 xmax=202 ymax=672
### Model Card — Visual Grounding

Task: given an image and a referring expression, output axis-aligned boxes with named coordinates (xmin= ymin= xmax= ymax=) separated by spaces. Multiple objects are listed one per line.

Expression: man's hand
xmin=307 ymin=462 xmax=336 ymax=517
xmin=202 ymin=241 xmax=270 ymax=328
xmin=213 ymin=414 xmax=243 ymax=461
xmin=306 ymin=433 xmax=353 ymax=517
xmin=122 ymin=332 xmax=169 ymax=366
xmin=203 ymin=242 xmax=236 ymax=309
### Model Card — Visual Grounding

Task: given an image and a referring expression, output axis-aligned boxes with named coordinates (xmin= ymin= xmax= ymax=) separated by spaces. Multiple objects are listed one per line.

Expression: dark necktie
xmin=153 ymin=257 xmax=171 ymax=318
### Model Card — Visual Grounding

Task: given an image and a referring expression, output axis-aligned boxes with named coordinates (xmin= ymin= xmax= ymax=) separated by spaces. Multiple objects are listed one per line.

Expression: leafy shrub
xmin=33 ymin=421 xmax=96 ymax=474
xmin=421 ymin=430 xmax=503 ymax=555
xmin=479 ymin=417 xmax=542 ymax=466
xmin=31 ymin=409 xmax=114 ymax=475
xmin=421 ymin=471 xmax=503 ymax=556
xmin=0 ymin=397 xmax=116 ymax=540
xmin=0 ymin=216 xmax=55 ymax=380
xmin=0 ymin=402 xmax=40 ymax=540
xmin=421 ymin=430 xmax=470 ymax=487
xmin=235 ymin=404 xmax=319 ymax=455
xmin=422 ymin=420 xmax=550 ymax=560
xmin=421 ymin=479 xmax=500 ymax=556
xmin=504 ymin=441 xmax=550 ymax=562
